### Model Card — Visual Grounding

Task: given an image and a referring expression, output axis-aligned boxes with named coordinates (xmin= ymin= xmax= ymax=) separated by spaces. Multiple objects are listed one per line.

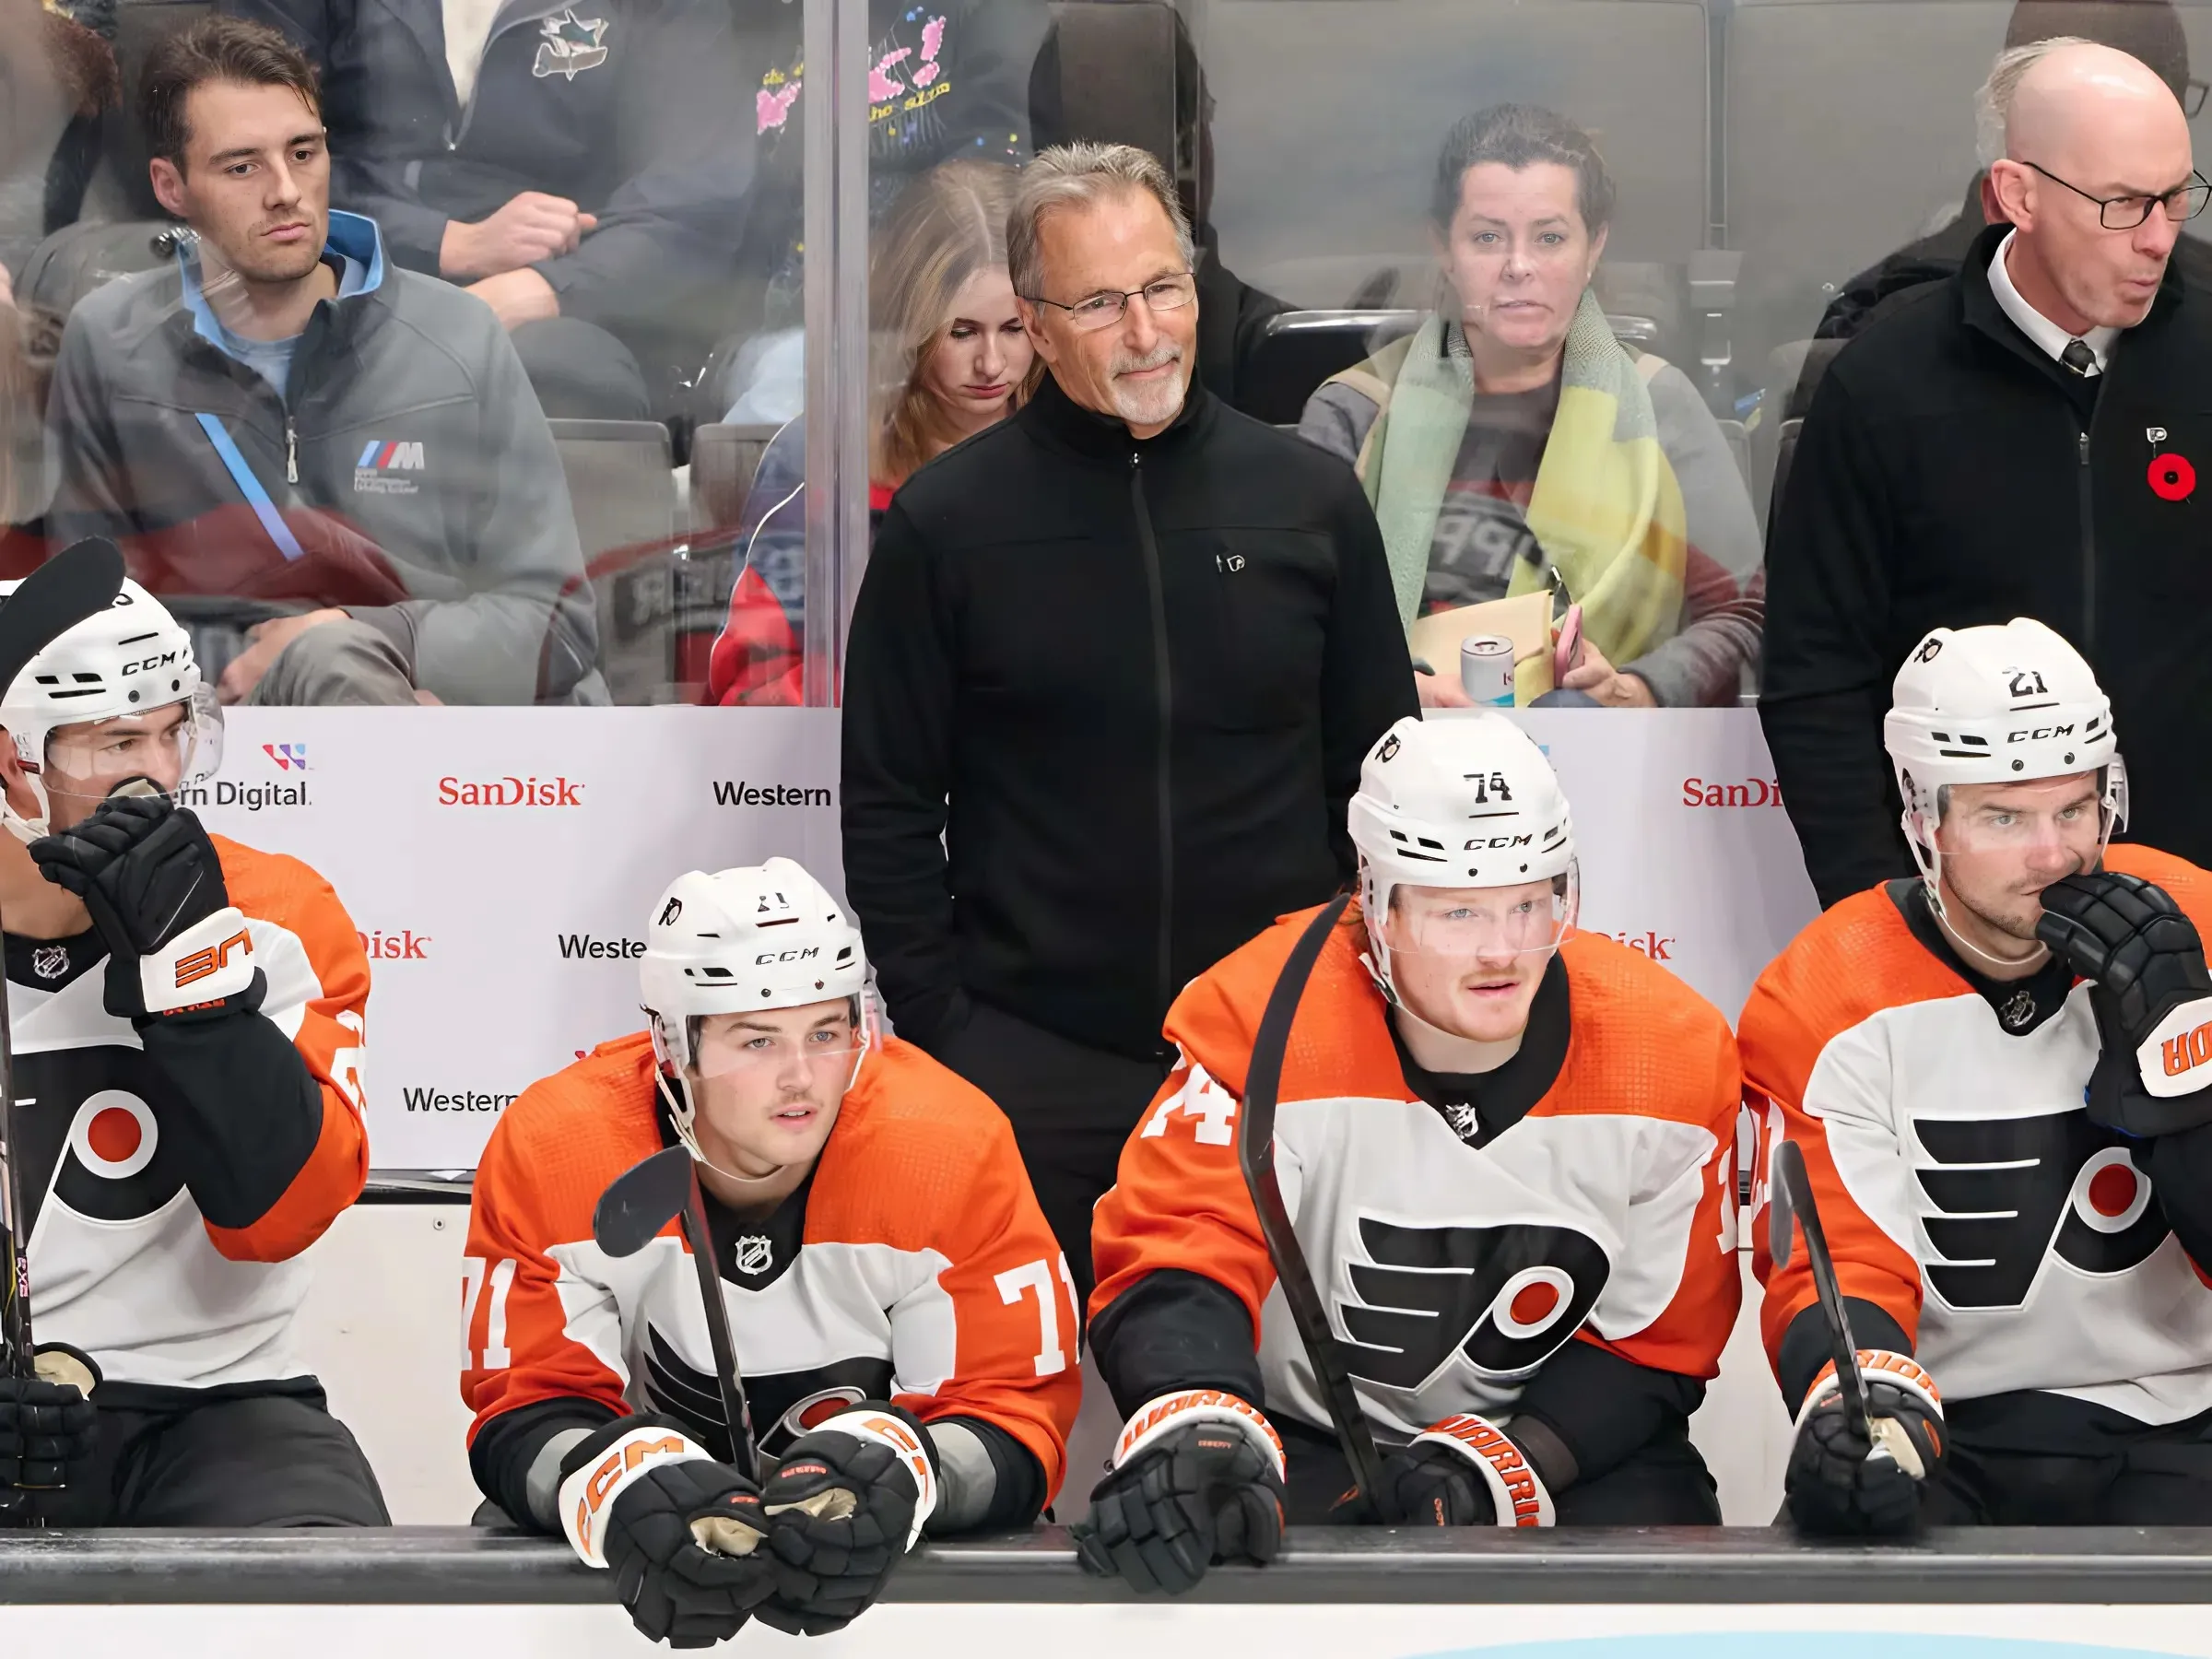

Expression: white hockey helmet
xmin=0 ymin=577 xmax=222 ymax=840
xmin=1886 ymin=618 xmax=2124 ymax=898
xmin=1347 ymin=713 xmax=1578 ymax=1000
xmin=639 ymin=857 xmax=872 ymax=1163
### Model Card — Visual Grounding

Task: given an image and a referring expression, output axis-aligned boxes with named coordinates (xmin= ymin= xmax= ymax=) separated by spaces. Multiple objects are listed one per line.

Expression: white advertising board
xmin=191 ymin=707 xmax=1817 ymax=1171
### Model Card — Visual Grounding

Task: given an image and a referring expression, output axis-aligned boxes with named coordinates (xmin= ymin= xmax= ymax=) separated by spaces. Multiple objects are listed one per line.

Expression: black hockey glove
xmin=1783 ymin=1350 xmax=1946 ymax=1537
xmin=29 ymin=794 xmax=263 ymax=1028
xmin=1071 ymin=1389 xmax=1285 ymax=1595
xmin=751 ymin=1404 xmax=938 ymax=1637
xmin=557 ymin=1418 xmax=776 ymax=1649
xmin=2038 ymin=871 xmax=2212 ymax=1136
xmin=0 ymin=1342 xmax=100 ymax=1491
xmin=1327 ymin=1412 xmax=1556 ymax=1527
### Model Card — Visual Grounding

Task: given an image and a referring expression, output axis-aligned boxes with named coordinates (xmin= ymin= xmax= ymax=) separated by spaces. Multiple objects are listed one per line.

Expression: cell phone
xmin=1554 ymin=603 xmax=1585 ymax=683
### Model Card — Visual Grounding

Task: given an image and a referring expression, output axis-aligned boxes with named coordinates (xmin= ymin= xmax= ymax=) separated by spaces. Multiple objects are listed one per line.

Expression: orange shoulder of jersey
xmin=2106 ymin=844 xmax=2212 ymax=933
xmin=1547 ymin=931 xmax=1741 ymax=1135
xmin=1739 ymin=883 xmax=1953 ymax=1373
xmin=200 ymin=836 xmax=372 ymax=1262
xmin=806 ymin=1038 xmax=1083 ymax=1498
xmin=464 ymin=1033 xmax=667 ymax=1436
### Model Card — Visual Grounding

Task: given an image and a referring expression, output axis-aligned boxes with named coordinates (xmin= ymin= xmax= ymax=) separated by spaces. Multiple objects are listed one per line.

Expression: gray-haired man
xmin=841 ymin=144 xmax=1416 ymax=1306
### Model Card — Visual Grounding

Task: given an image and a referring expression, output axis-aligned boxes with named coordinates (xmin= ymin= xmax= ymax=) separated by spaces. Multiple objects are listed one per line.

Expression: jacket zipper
xmin=2077 ymin=423 xmax=2095 ymax=649
xmin=286 ymin=416 xmax=300 ymax=485
xmin=1130 ymin=453 xmax=1174 ymax=1038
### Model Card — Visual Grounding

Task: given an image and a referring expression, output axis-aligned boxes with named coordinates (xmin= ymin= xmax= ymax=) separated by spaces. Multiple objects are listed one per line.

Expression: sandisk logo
xmin=437 ymin=775 xmax=584 ymax=806
xmin=1682 ymin=777 xmax=1783 ymax=807
xmin=175 ymin=928 xmax=251 ymax=988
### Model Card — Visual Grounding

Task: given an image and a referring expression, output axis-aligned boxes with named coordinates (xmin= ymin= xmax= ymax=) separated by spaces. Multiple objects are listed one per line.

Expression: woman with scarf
xmin=1300 ymin=103 xmax=1763 ymax=708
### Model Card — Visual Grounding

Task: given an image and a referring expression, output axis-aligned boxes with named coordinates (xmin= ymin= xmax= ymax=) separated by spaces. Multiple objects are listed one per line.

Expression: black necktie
xmin=2062 ymin=338 xmax=2099 ymax=376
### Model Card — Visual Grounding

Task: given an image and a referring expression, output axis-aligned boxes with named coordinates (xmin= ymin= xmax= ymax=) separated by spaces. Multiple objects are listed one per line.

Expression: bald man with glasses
xmin=841 ymin=144 xmax=1414 ymax=1302
xmin=1764 ymin=38 xmax=2212 ymax=912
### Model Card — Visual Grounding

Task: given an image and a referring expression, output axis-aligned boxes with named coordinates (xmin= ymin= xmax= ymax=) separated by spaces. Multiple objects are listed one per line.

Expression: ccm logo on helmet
xmin=175 ymin=929 xmax=251 ymax=989
xmin=2009 ymin=724 xmax=2077 ymax=742
xmin=1465 ymin=834 xmax=1534 ymax=850
xmin=122 ymin=652 xmax=182 ymax=675
xmin=755 ymin=947 xmax=820 ymax=965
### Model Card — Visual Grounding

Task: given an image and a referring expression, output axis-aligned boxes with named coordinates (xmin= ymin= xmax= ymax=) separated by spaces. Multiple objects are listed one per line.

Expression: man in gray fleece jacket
xmin=45 ymin=16 xmax=598 ymax=706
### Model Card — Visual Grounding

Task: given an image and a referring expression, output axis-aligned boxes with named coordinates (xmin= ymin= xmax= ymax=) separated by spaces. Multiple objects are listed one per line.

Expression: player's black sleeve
xmin=1776 ymin=1296 xmax=1914 ymax=1412
xmin=1089 ymin=1268 xmax=1265 ymax=1419
xmin=470 ymin=1395 xmax=623 ymax=1531
xmin=1508 ymin=1337 xmax=1708 ymax=1489
xmin=139 ymin=997 xmax=327 ymax=1229
xmin=2148 ymin=1123 xmax=2212 ymax=1272
xmin=929 ymin=1415 xmax=1046 ymax=1535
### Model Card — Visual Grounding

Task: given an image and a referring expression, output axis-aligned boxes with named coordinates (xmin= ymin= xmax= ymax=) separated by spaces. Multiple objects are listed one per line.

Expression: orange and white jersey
xmin=463 ymin=1032 xmax=1081 ymax=1496
xmin=18 ymin=836 xmax=371 ymax=1388
xmin=1091 ymin=906 xmax=1743 ymax=1443
xmin=1744 ymin=847 xmax=2212 ymax=1425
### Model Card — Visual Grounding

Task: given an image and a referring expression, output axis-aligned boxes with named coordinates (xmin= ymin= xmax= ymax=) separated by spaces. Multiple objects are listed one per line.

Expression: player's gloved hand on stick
xmin=0 ymin=1342 xmax=100 ymax=1491
xmin=750 ymin=1404 xmax=938 ymax=1636
xmin=1327 ymin=1412 xmax=1555 ymax=1527
xmin=2039 ymin=871 xmax=2212 ymax=1135
xmin=1071 ymin=1389 xmax=1285 ymax=1594
xmin=1783 ymin=1349 xmax=1945 ymax=1537
xmin=29 ymin=794 xmax=263 ymax=1028
xmin=558 ymin=1417 xmax=777 ymax=1648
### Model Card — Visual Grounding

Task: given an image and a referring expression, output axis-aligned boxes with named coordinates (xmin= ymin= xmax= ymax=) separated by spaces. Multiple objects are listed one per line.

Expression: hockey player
xmin=1079 ymin=713 xmax=1743 ymax=1593
xmin=0 ymin=580 xmax=380 ymax=1524
xmin=1746 ymin=618 xmax=2212 ymax=1533
xmin=463 ymin=858 xmax=1080 ymax=1647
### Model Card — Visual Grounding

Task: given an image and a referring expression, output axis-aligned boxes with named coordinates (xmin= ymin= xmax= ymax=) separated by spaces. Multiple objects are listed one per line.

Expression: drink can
xmin=1460 ymin=635 xmax=1515 ymax=706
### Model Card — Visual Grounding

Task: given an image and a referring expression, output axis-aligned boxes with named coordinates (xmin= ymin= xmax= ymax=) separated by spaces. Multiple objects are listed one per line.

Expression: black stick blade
xmin=594 ymin=1145 xmax=694 ymax=1258
xmin=0 ymin=539 xmax=126 ymax=697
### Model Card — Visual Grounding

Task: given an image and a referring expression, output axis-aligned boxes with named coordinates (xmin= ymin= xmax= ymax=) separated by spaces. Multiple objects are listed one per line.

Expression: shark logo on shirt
xmin=533 ymin=9 xmax=609 ymax=79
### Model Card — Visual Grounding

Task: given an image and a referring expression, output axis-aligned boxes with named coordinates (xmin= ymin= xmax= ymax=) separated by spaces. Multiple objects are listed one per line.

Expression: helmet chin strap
xmin=651 ymin=1018 xmax=875 ymax=1190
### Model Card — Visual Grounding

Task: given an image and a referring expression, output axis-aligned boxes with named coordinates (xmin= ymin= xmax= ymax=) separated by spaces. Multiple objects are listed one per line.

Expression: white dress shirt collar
xmin=1988 ymin=229 xmax=2122 ymax=374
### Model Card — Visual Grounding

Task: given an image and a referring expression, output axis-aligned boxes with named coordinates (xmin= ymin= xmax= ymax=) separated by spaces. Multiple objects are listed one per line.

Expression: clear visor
xmin=1382 ymin=871 xmax=1578 ymax=962
xmin=686 ymin=1004 xmax=864 ymax=1080
xmin=1930 ymin=769 xmax=2120 ymax=861
xmin=37 ymin=686 xmax=223 ymax=805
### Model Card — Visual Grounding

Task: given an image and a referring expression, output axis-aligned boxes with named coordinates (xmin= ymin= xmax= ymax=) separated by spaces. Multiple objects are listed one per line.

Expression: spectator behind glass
xmin=1763 ymin=40 xmax=2212 ymax=906
xmin=221 ymin=0 xmax=752 ymax=418
xmin=43 ymin=16 xmax=598 ymax=706
xmin=1818 ymin=0 xmax=2212 ymax=342
xmin=841 ymin=144 xmax=1413 ymax=1301
xmin=709 ymin=160 xmax=1032 ymax=707
xmin=1300 ymin=104 xmax=1763 ymax=710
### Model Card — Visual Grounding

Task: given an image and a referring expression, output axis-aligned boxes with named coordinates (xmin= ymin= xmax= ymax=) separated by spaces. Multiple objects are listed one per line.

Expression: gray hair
xmin=1006 ymin=142 xmax=1197 ymax=303
xmin=1977 ymin=35 xmax=2092 ymax=169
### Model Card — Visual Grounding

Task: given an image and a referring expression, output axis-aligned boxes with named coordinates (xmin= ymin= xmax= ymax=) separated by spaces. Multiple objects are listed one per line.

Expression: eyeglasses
xmin=1022 ymin=273 xmax=1196 ymax=333
xmin=2189 ymin=77 xmax=2209 ymax=120
xmin=2020 ymin=159 xmax=2212 ymax=229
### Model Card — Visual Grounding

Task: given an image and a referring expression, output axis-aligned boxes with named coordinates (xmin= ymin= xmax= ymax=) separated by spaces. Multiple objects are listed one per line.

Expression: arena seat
xmin=1202 ymin=0 xmax=1712 ymax=313
xmin=688 ymin=422 xmax=780 ymax=533
xmin=548 ymin=418 xmax=679 ymax=705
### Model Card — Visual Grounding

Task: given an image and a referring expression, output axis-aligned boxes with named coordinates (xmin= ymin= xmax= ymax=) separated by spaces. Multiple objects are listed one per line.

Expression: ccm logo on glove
xmin=2140 ymin=998 xmax=2212 ymax=1094
xmin=559 ymin=1425 xmax=712 ymax=1567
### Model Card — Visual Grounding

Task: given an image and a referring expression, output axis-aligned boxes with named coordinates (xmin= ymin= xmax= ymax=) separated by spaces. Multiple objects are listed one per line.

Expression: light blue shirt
xmin=175 ymin=210 xmax=382 ymax=400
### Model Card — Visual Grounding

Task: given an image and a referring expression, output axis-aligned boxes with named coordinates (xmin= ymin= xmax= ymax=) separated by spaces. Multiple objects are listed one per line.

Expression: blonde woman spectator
xmin=1300 ymin=103 xmax=1763 ymax=709
xmin=710 ymin=160 xmax=1033 ymax=705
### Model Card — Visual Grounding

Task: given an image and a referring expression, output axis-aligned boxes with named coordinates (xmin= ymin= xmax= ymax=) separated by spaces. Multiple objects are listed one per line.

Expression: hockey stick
xmin=1766 ymin=1138 xmax=1873 ymax=1443
xmin=594 ymin=1143 xmax=759 ymax=1481
xmin=1236 ymin=890 xmax=1387 ymax=1505
xmin=0 ymin=538 xmax=128 ymax=1521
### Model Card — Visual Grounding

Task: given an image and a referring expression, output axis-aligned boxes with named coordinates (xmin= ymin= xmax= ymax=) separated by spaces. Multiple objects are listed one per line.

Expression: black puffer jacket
xmin=841 ymin=374 xmax=1416 ymax=1061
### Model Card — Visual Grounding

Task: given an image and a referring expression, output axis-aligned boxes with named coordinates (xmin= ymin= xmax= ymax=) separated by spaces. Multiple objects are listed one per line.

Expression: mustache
xmin=1111 ymin=343 xmax=1183 ymax=376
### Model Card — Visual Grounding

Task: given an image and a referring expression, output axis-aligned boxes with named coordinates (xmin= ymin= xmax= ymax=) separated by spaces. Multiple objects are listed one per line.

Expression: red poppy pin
xmin=2150 ymin=452 xmax=2196 ymax=501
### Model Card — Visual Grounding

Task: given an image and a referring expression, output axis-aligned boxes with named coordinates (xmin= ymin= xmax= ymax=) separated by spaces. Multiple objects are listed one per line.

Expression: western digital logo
xmin=558 ymin=934 xmax=644 ymax=959
xmin=264 ymin=743 xmax=307 ymax=771
xmin=712 ymin=781 xmax=832 ymax=806
xmin=400 ymin=1087 xmax=515 ymax=1113
xmin=358 ymin=440 xmax=426 ymax=470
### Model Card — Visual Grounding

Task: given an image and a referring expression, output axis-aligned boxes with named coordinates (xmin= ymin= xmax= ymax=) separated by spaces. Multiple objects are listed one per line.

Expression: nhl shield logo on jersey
xmin=1340 ymin=1217 xmax=1610 ymax=1387
xmin=30 ymin=945 xmax=67 ymax=981
xmin=733 ymin=1235 xmax=774 ymax=1276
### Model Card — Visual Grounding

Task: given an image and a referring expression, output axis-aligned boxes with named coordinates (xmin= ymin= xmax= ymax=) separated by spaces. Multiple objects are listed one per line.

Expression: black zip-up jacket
xmin=841 ymin=373 xmax=1416 ymax=1063
xmin=1761 ymin=223 xmax=2212 ymax=907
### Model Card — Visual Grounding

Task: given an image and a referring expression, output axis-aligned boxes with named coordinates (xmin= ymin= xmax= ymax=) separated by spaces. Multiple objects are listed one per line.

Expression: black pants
xmin=511 ymin=317 xmax=653 ymax=420
xmin=1277 ymin=1415 xmax=1721 ymax=1526
xmin=935 ymin=1000 xmax=1172 ymax=1312
xmin=29 ymin=1381 xmax=390 ymax=1526
xmin=1922 ymin=1389 xmax=2212 ymax=1524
